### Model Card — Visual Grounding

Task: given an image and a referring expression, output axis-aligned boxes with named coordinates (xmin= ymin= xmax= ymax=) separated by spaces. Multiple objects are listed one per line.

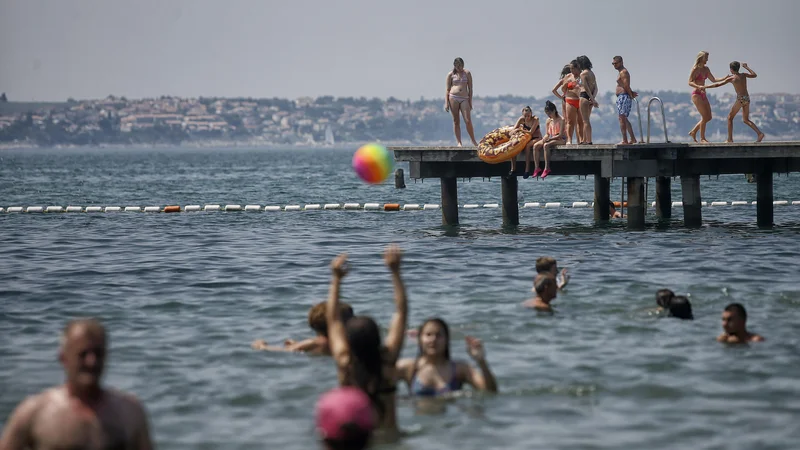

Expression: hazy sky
xmin=2 ymin=0 xmax=799 ymax=101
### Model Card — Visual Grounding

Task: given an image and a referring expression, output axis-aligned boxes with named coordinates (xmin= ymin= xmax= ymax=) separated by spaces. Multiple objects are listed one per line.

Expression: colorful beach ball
xmin=352 ymin=143 xmax=394 ymax=184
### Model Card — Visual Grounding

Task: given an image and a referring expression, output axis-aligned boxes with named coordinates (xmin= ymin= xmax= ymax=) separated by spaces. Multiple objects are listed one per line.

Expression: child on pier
xmin=723 ymin=62 xmax=765 ymax=143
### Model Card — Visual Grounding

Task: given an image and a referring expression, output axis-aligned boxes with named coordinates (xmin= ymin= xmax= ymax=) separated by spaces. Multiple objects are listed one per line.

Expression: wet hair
xmin=655 ymin=289 xmax=675 ymax=308
xmin=544 ymin=100 xmax=559 ymax=117
xmin=730 ymin=61 xmax=740 ymax=72
xmin=324 ymin=432 xmax=370 ymax=450
xmin=724 ymin=303 xmax=747 ymax=321
xmin=534 ymin=273 xmax=556 ymax=295
xmin=309 ymin=302 xmax=354 ymax=337
xmin=693 ymin=51 xmax=709 ymax=70
xmin=345 ymin=316 xmax=386 ymax=419
xmin=560 ymin=64 xmax=571 ymax=79
xmin=577 ymin=55 xmax=593 ymax=71
xmin=535 ymin=256 xmax=557 ymax=274
xmin=668 ymin=296 xmax=693 ymax=320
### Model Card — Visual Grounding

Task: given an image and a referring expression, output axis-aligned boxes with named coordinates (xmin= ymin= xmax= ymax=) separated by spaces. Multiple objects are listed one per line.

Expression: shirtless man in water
xmin=612 ymin=56 xmax=638 ymax=145
xmin=724 ymin=62 xmax=765 ymax=143
xmin=0 ymin=318 xmax=153 ymax=450
xmin=717 ymin=303 xmax=764 ymax=343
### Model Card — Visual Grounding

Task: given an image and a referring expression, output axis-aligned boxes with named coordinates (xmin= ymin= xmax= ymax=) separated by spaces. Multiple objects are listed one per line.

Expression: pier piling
xmin=594 ymin=176 xmax=610 ymax=222
xmin=655 ymin=176 xmax=672 ymax=219
xmin=757 ymin=167 xmax=774 ymax=228
xmin=627 ymin=177 xmax=646 ymax=230
xmin=441 ymin=177 xmax=459 ymax=226
xmin=681 ymin=175 xmax=703 ymax=228
xmin=395 ymin=168 xmax=406 ymax=189
xmin=501 ymin=176 xmax=519 ymax=226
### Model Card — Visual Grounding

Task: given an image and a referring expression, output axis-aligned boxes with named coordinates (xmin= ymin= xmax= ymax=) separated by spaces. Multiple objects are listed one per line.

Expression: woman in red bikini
xmin=445 ymin=57 xmax=479 ymax=147
xmin=552 ymin=61 xmax=583 ymax=145
xmin=551 ymin=64 xmax=572 ymax=122
xmin=688 ymin=51 xmax=730 ymax=143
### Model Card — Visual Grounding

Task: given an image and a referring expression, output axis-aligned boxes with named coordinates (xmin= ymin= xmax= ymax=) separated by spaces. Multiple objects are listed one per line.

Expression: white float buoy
xmin=124 ymin=206 xmax=141 ymax=212
xmin=731 ymin=201 xmax=748 ymax=206
xmin=751 ymin=201 xmax=757 ymax=205
xmin=403 ymin=204 xmax=420 ymax=210
xmin=423 ymin=204 xmax=440 ymax=210
xmin=651 ymin=201 xmax=656 ymax=207
xmin=264 ymin=206 xmax=281 ymax=211
xmin=0 ymin=207 xmax=4 ymax=213
xmin=792 ymin=201 xmax=800 ymax=206
xmin=46 ymin=206 xmax=64 ymax=213
xmin=85 ymin=206 xmax=103 ymax=213
xmin=204 ymin=205 xmax=221 ymax=212
xmin=671 ymin=201 xmax=683 ymax=207
xmin=26 ymin=206 xmax=44 ymax=213
xmin=304 ymin=204 xmax=321 ymax=210
xmin=523 ymin=202 xmax=541 ymax=208
xmin=572 ymin=202 xmax=590 ymax=208
xmin=7 ymin=207 xmax=23 ymax=213
xmin=711 ymin=201 xmax=727 ymax=206
xmin=323 ymin=203 xmax=340 ymax=210
xmin=184 ymin=205 xmax=201 ymax=212
xmin=700 ymin=201 xmax=708 ymax=207
xmin=545 ymin=202 xmax=562 ymax=208
xmin=224 ymin=204 xmax=242 ymax=211
xmin=244 ymin=205 xmax=262 ymax=212
xmin=364 ymin=203 xmax=381 ymax=210
xmin=144 ymin=206 xmax=161 ymax=212
xmin=483 ymin=203 xmax=499 ymax=208
xmin=284 ymin=205 xmax=301 ymax=211
xmin=774 ymin=200 xmax=789 ymax=206
xmin=463 ymin=204 xmax=479 ymax=209
xmin=104 ymin=206 xmax=121 ymax=212
xmin=343 ymin=203 xmax=361 ymax=210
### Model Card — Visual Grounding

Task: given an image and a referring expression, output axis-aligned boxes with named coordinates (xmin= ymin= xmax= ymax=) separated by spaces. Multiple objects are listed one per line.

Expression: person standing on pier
xmin=551 ymin=64 xmax=574 ymax=131
xmin=445 ymin=57 xmax=479 ymax=147
xmin=724 ymin=61 xmax=765 ymax=143
xmin=577 ymin=55 xmax=599 ymax=144
xmin=688 ymin=51 xmax=730 ymax=143
xmin=612 ymin=55 xmax=638 ymax=145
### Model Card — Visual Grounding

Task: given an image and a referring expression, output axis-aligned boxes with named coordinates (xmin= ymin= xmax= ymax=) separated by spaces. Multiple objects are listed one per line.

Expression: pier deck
xmin=390 ymin=142 xmax=800 ymax=229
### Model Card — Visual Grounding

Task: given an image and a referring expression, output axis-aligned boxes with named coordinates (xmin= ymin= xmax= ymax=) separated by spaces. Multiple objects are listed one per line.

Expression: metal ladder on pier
xmin=621 ymin=97 xmax=670 ymax=216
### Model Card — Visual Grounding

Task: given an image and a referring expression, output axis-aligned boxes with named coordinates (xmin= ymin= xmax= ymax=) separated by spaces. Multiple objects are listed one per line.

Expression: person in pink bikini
xmin=445 ymin=57 xmax=479 ymax=147
xmin=531 ymin=101 xmax=566 ymax=179
xmin=688 ymin=51 xmax=730 ymax=143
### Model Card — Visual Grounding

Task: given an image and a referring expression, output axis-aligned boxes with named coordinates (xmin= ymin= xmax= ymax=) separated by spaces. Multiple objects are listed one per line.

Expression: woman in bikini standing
xmin=688 ymin=51 xmax=729 ymax=143
xmin=577 ymin=55 xmax=599 ymax=144
xmin=445 ymin=57 xmax=479 ymax=147
xmin=552 ymin=64 xmax=572 ymax=121
xmin=552 ymin=60 xmax=583 ymax=145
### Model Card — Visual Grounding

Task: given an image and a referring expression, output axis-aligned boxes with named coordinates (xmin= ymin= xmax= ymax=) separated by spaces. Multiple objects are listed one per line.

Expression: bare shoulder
xmin=750 ymin=334 xmax=765 ymax=342
xmin=108 ymin=388 xmax=148 ymax=414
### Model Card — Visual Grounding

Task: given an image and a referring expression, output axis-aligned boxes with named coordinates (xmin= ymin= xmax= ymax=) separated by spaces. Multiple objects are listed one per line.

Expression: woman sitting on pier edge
xmin=396 ymin=318 xmax=498 ymax=398
xmin=531 ymin=101 xmax=566 ymax=179
xmin=508 ymin=106 xmax=542 ymax=177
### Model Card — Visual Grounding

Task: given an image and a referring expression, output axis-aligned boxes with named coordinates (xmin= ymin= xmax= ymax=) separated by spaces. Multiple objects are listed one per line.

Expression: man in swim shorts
xmin=535 ymin=256 xmax=570 ymax=290
xmin=523 ymin=273 xmax=558 ymax=312
xmin=724 ymin=61 xmax=765 ymax=143
xmin=717 ymin=303 xmax=764 ymax=343
xmin=0 ymin=318 xmax=154 ymax=450
xmin=612 ymin=56 xmax=638 ymax=144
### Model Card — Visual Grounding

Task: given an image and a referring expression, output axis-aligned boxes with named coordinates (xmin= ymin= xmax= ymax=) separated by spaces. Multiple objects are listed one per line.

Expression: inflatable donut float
xmin=477 ymin=126 xmax=533 ymax=164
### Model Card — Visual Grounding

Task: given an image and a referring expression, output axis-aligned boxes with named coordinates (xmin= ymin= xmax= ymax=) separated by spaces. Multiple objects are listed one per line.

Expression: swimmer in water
xmin=0 ymin=319 xmax=153 ymax=450
xmin=252 ymin=301 xmax=354 ymax=355
xmin=535 ymin=256 xmax=570 ymax=290
xmin=316 ymin=387 xmax=376 ymax=450
xmin=396 ymin=318 xmax=498 ymax=398
xmin=326 ymin=245 xmax=408 ymax=442
xmin=523 ymin=273 xmax=558 ymax=312
xmin=667 ymin=295 xmax=694 ymax=320
xmin=717 ymin=303 xmax=764 ymax=343
xmin=655 ymin=289 xmax=675 ymax=311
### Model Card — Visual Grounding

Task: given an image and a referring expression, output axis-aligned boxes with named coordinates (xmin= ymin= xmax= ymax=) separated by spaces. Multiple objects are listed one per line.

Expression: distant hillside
xmin=0 ymin=101 xmax=69 ymax=115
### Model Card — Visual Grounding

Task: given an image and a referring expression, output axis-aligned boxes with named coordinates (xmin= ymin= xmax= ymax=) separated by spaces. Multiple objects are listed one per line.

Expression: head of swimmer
xmin=722 ymin=303 xmax=747 ymax=335
xmin=544 ymin=101 xmax=558 ymax=118
xmin=60 ymin=318 xmax=107 ymax=393
xmin=655 ymin=289 xmax=675 ymax=309
xmin=534 ymin=273 xmax=558 ymax=301
xmin=453 ymin=57 xmax=464 ymax=72
xmin=729 ymin=61 xmax=741 ymax=74
xmin=417 ymin=318 xmax=450 ymax=361
xmin=667 ymin=296 xmax=693 ymax=320
xmin=309 ymin=301 xmax=354 ymax=337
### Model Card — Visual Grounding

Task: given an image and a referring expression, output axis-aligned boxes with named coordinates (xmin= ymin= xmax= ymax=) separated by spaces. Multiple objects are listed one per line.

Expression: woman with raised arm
xmin=396 ymin=318 xmax=497 ymax=398
xmin=326 ymin=245 xmax=408 ymax=442
xmin=688 ymin=51 xmax=731 ymax=143
xmin=445 ymin=57 xmax=479 ymax=147
xmin=551 ymin=64 xmax=572 ymax=124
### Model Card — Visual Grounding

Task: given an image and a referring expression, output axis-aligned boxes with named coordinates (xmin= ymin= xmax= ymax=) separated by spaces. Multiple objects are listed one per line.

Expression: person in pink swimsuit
xmin=688 ymin=51 xmax=731 ymax=143
xmin=445 ymin=57 xmax=479 ymax=147
xmin=531 ymin=101 xmax=566 ymax=179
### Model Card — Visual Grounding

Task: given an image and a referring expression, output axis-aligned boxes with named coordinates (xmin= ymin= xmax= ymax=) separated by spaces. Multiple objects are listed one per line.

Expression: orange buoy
xmin=612 ymin=201 xmax=628 ymax=208
xmin=477 ymin=126 xmax=533 ymax=164
xmin=384 ymin=203 xmax=400 ymax=211
xmin=164 ymin=205 xmax=181 ymax=213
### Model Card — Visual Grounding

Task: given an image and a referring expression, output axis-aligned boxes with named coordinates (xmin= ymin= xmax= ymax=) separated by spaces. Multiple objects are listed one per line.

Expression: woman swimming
xmin=531 ymin=100 xmax=566 ymax=179
xmin=445 ymin=57 xmax=479 ymax=147
xmin=326 ymin=245 xmax=408 ymax=442
xmin=688 ymin=51 xmax=730 ymax=143
xmin=396 ymin=318 xmax=497 ymax=397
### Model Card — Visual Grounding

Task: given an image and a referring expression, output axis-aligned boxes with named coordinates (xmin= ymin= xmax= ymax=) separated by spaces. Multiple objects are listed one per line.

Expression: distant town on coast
xmin=0 ymin=91 xmax=798 ymax=149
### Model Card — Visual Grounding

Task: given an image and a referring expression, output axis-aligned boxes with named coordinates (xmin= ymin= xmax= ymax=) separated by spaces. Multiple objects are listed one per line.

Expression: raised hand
xmin=465 ymin=336 xmax=486 ymax=361
xmin=331 ymin=253 xmax=349 ymax=278
xmin=384 ymin=245 xmax=402 ymax=272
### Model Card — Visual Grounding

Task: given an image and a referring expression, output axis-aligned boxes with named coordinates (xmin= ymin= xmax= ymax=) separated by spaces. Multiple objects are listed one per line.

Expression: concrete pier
xmin=391 ymin=142 xmax=800 ymax=228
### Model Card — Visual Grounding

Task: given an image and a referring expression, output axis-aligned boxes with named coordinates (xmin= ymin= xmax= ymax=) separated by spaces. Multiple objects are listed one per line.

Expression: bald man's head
xmin=60 ymin=318 xmax=108 ymax=391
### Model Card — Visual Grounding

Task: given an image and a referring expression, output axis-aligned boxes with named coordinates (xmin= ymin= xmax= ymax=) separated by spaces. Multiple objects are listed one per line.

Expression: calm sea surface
xmin=1 ymin=147 xmax=799 ymax=450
